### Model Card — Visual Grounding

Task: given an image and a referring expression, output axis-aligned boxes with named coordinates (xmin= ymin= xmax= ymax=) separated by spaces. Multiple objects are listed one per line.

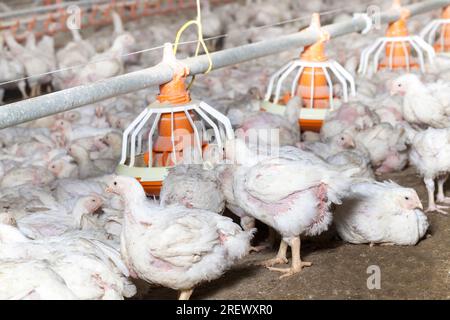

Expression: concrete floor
xmin=139 ymin=166 xmax=450 ymax=300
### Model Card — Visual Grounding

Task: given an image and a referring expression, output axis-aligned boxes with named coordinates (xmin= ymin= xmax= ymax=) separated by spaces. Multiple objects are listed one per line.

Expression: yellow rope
xmin=173 ymin=0 xmax=213 ymax=75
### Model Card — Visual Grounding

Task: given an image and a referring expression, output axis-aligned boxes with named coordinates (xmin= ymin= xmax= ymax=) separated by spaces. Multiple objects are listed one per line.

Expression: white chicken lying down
xmin=106 ymin=176 xmax=253 ymax=300
xmin=0 ymin=259 xmax=77 ymax=300
xmin=326 ymin=150 xmax=374 ymax=179
xmin=227 ymin=139 xmax=357 ymax=278
xmin=354 ymin=123 xmax=408 ymax=174
xmin=409 ymin=127 xmax=450 ymax=214
xmin=230 ymin=96 xmax=301 ymax=146
xmin=299 ymin=132 xmax=356 ymax=159
xmin=15 ymin=195 xmax=103 ymax=239
xmin=334 ymin=181 xmax=428 ymax=246
xmin=391 ymin=73 xmax=450 ymax=128
xmin=160 ymin=165 xmax=225 ymax=214
xmin=0 ymin=224 xmax=136 ymax=300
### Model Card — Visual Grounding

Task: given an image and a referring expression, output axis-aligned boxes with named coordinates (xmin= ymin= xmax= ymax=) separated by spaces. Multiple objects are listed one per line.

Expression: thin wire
xmin=0 ymin=0 xmax=372 ymax=88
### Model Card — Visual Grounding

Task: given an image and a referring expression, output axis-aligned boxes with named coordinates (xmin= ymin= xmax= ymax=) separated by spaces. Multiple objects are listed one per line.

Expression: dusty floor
xmin=138 ymin=166 xmax=450 ymax=300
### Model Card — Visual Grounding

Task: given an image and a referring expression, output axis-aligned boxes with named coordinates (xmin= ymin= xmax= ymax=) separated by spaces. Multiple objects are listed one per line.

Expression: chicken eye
xmin=51 ymin=165 xmax=55 ymax=169
xmin=404 ymin=196 xmax=409 ymax=200
xmin=398 ymin=84 xmax=402 ymax=87
xmin=341 ymin=137 xmax=344 ymax=140
xmin=91 ymin=199 xmax=96 ymax=202
xmin=114 ymin=181 xmax=117 ymax=186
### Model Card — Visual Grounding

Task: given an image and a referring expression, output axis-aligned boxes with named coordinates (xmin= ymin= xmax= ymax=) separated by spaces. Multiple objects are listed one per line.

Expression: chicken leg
xmin=260 ymin=239 xmax=288 ymax=267
xmin=17 ymin=80 xmax=28 ymax=99
xmin=425 ymin=177 xmax=449 ymax=214
xmin=178 ymin=289 xmax=194 ymax=300
xmin=436 ymin=175 xmax=450 ymax=205
xmin=267 ymin=237 xmax=312 ymax=279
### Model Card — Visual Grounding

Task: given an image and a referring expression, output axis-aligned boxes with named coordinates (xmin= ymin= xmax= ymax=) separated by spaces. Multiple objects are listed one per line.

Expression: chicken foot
xmin=178 ymin=288 xmax=194 ymax=300
xmin=267 ymin=237 xmax=312 ymax=279
xmin=425 ymin=178 xmax=449 ymax=214
xmin=260 ymin=240 xmax=288 ymax=267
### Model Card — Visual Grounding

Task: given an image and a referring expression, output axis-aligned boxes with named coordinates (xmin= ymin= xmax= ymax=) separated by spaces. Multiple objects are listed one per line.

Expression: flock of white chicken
xmin=0 ymin=0 xmax=449 ymax=300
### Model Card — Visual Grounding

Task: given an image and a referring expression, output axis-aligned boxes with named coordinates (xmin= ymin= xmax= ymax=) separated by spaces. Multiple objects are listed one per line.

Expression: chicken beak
xmin=105 ymin=186 xmax=113 ymax=193
xmin=416 ymin=199 xmax=424 ymax=210
xmin=390 ymin=89 xmax=396 ymax=96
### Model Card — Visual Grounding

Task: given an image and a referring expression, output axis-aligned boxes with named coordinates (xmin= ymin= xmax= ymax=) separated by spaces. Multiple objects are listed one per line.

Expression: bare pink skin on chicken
xmin=386 ymin=107 xmax=403 ymax=121
xmin=334 ymin=105 xmax=360 ymax=124
xmin=149 ymin=252 xmax=174 ymax=271
xmin=247 ymin=191 xmax=298 ymax=214
xmin=375 ymin=150 xmax=404 ymax=174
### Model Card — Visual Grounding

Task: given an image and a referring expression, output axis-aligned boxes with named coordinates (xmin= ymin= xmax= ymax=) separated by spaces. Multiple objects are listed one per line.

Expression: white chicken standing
xmin=390 ymin=73 xmax=450 ymax=128
xmin=334 ymin=181 xmax=428 ymax=246
xmin=409 ymin=127 xmax=450 ymax=214
xmin=106 ymin=175 xmax=253 ymax=300
xmin=228 ymin=139 xmax=356 ymax=278
xmin=69 ymin=32 xmax=136 ymax=87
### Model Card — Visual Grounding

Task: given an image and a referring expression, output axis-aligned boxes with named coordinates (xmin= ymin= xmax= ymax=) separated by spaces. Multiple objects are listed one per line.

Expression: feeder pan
xmin=358 ymin=0 xmax=435 ymax=75
xmin=116 ymin=45 xmax=234 ymax=196
xmin=262 ymin=13 xmax=356 ymax=132
xmin=420 ymin=5 xmax=450 ymax=53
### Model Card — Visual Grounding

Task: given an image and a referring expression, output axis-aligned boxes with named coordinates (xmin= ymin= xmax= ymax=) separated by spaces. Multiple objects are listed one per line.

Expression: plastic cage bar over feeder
xmin=359 ymin=0 xmax=435 ymax=75
xmin=420 ymin=5 xmax=450 ymax=53
xmin=262 ymin=13 xmax=356 ymax=132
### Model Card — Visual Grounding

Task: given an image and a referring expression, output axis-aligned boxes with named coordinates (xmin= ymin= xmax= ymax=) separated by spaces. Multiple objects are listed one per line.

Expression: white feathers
xmin=335 ymin=181 xmax=428 ymax=245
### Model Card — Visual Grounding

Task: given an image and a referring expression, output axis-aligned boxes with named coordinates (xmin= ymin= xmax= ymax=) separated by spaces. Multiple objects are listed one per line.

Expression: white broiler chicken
xmin=69 ymin=31 xmax=135 ymax=86
xmin=68 ymin=143 xmax=116 ymax=178
xmin=299 ymin=132 xmax=356 ymax=159
xmin=54 ymin=28 xmax=97 ymax=89
xmin=3 ymin=31 xmax=53 ymax=97
xmin=0 ymin=226 xmax=135 ymax=299
xmin=228 ymin=139 xmax=356 ymax=278
xmin=326 ymin=150 xmax=374 ymax=179
xmin=390 ymin=73 xmax=450 ymax=128
xmin=409 ymin=127 xmax=450 ymax=214
xmin=105 ymin=175 xmax=253 ymax=300
xmin=160 ymin=165 xmax=225 ymax=213
xmin=231 ymin=96 xmax=301 ymax=146
xmin=320 ymin=103 xmax=379 ymax=140
xmin=0 ymin=33 xmax=27 ymax=103
xmin=334 ymin=181 xmax=428 ymax=246
xmin=354 ymin=123 xmax=408 ymax=174
xmin=0 ymin=259 xmax=77 ymax=300
xmin=111 ymin=11 xmax=139 ymax=65
xmin=16 ymin=195 xmax=103 ymax=239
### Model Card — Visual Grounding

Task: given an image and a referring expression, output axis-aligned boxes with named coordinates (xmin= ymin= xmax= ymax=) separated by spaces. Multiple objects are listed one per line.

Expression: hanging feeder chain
xmin=0 ymin=0 xmax=449 ymax=130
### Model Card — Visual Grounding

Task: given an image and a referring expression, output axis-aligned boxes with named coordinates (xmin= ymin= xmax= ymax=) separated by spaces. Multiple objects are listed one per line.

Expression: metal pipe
xmin=1 ymin=0 xmax=449 ymax=129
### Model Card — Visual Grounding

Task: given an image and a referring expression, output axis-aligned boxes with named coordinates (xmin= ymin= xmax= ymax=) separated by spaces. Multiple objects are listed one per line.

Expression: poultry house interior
xmin=0 ymin=0 xmax=450 ymax=301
